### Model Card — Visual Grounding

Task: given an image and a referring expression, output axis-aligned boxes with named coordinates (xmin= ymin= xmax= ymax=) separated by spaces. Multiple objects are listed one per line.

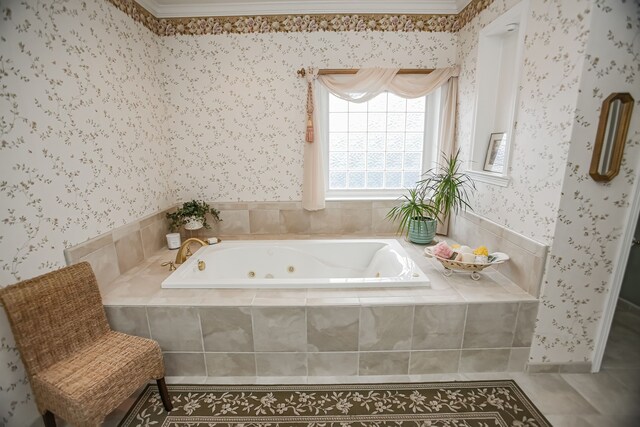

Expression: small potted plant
xmin=387 ymin=149 xmax=474 ymax=244
xmin=386 ymin=187 xmax=439 ymax=244
xmin=166 ymin=200 xmax=222 ymax=232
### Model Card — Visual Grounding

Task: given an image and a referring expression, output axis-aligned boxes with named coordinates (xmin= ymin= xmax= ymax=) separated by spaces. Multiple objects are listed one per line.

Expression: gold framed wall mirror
xmin=590 ymin=92 xmax=634 ymax=182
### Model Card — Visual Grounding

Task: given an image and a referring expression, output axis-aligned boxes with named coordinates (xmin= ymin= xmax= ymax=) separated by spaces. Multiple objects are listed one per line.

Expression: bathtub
xmin=161 ymin=239 xmax=429 ymax=289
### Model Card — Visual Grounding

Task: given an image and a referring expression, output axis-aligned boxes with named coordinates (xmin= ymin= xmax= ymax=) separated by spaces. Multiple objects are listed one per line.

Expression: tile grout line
xmin=458 ymin=304 xmax=469 ymax=373
xmin=197 ymin=309 xmax=208 ymax=377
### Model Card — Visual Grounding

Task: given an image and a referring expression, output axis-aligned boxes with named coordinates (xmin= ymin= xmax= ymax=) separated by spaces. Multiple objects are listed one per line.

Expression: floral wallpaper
xmin=0 ymin=0 xmax=172 ymax=424
xmin=457 ymin=0 xmax=640 ymax=365
xmin=161 ymin=31 xmax=457 ymax=202
xmin=529 ymin=0 xmax=640 ymax=364
xmin=456 ymin=0 xmax=592 ymax=245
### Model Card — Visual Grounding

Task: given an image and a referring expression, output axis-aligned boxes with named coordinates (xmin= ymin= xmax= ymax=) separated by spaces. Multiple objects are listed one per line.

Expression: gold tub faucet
xmin=175 ymin=238 xmax=208 ymax=264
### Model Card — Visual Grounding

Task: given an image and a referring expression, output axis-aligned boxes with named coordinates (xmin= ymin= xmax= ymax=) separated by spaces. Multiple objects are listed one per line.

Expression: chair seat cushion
xmin=32 ymin=331 xmax=165 ymax=426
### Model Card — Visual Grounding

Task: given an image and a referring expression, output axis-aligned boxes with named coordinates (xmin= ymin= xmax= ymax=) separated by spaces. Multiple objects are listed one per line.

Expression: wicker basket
xmin=424 ymin=247 xmax=509 ymax=280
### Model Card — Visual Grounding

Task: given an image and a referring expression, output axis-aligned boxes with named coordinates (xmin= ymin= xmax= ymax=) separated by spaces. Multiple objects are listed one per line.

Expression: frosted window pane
xmin=349 ymin=113 xmax=367 ymax=132
xmin=348 ymin=152 xmax=366 ymax=170
xmin=385 ymin=171 xmax=402 ymax=188
xmin=348 ymin=101 xmax=367 ymax=112
xmin=387 ymin=93 xmax=406 ymax=112
xmin=367 ymin=113 xmax=387 ymax=132
xmin=386 ymin=133 xmax=404 ymax=151
xmin=329 ymin=152 xmax=348 ymax=170
xmin=349 ymin=133 xmax=367 ymax=151
xmin=368 ymin=133 xmax=385 ymax=151
xmin=348 ymin=171 xmax=366 ymax=188
xmin=404 ymin=152 xmax=422 ymax=170
xmin=403 ymin=171 xmax=420 ymax=187
xmin=405 ymin=133 xmax=423 ymax=151
xmin=386 ymin=152 xmax=403 ymax=170
xmin=330 ymin=133 xmax=348 ymax=151
xmin=368 ymin=94 xmax=387 ymax=112
xmin=366 ymin=172 xmax=384 ymax=188
xmin=330 ymin=171 xmax=347 ymax=188
xmin=367 ymin=152 xmax=385 ymax=170
xmin=406 ymin=113 xmax=425 ymax=132
xmin=329 ymin=95 xmax=348 ymax=112
xmin=329 ymin=113 xmax=348 ymax=132
xmin=406 ymin=97 xmax=426 ymax=112
xmin=327 ymin=93 xmax=429 ymax=192
xmin=387 ymin=113 xmax=405 ymax=132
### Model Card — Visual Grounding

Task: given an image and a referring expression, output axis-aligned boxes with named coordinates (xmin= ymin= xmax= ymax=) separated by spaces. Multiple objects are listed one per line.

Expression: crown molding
xmin=135 ymin=0 xmax=470 ymax=18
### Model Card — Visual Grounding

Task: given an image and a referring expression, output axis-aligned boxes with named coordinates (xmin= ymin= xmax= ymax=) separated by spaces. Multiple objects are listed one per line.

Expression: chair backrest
xmin=0 ymin=262 xmax=110 ymax=377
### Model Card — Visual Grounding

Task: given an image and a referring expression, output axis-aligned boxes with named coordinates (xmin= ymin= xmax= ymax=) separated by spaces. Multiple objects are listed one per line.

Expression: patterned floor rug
xmin=118 ymin=381 xmax=551 ymax=426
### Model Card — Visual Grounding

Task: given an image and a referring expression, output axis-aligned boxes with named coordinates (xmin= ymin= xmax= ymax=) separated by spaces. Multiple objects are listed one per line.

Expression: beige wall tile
xmin=252 ymin=307 xmax=306 ymax=352
xmin=513 ymin=302 xmax=538 ymax=347
xmin=79 ymin=243 xmax=120 ymax=286
xmin=359 ymin=306 xmax=413 ymax=351
xmin=409 ymin=350 xmax=460 ymax=374
xmin=309 ymin=208 xmax=342 ymax=233
xmin=308 ymin=352 xmax=358 ymax=376
xmin=372 ymin=208 xmax=397 ymax=234
xmin=359 ymin=351 xmax=409 ymax=375
xmin=65 ymin=233 xmax=113 ymax=264
xmin=163 ymin=352 xmax=206 ymax=376
xmin=199 ymin=307 xmax=253 ymax=352
xmin=280 ymin=209 xmax=311 ymax=234
xmin=412 ymin=304 xmax=466 ymax=350
xmin=147 ymin=306 xmax=203 ymax=351
xmin=216 ymin=209 xmax=250 ymax=234
xmin=307 ymin=306 xmax=359 ymax=352
xmin=141 ymin=220 xmax=168 ymax=257
xmin=459 ymin=349 xmax=510 ymax=372
xmin=341 ymin=208 xmax=372 ymax=234
xmin=114 ymin=230 xmax=145 ymax=274
xmin=255 ymin=352 xmax=307 ymax=376
xmin=508 ymin=347 xmax=530 ymax=372
xmin=205 ymin=353 xmax=256 ymax=376
xmin=104 ymin=306 xmax=150 ymax=338
xmin=112 ymin=221 xmax=141 ymax=242
xmin=463 ymin=303 xmax=518 ymax=349
xmin=249 ymin=209 xmax=280 ymax=234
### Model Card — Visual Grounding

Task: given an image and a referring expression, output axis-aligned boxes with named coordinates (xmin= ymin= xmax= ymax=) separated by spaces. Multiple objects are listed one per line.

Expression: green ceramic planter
xmin=408 ymin=217 xmax=437 ymax=244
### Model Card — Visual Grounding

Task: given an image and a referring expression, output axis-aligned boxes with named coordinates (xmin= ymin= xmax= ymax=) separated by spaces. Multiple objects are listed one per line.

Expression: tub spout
xmin=175 ymin=238 xmax=208 ymax=264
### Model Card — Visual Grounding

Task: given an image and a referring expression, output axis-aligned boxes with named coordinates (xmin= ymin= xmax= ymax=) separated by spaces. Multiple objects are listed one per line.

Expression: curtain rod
xmin=296 ymin=68 xmax=433 ymax=77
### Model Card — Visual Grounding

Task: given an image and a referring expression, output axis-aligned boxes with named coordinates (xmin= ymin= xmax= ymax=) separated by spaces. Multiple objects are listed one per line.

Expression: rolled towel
xmin=475 ymin=255 xmax=489 ymax=264
xmin=459 ymin=245 xmax=474 ymax=254
xmin=460 ymin=252 xmax=476 ymax=263
xmin=432 ymin=241 xmax=454 ymax=259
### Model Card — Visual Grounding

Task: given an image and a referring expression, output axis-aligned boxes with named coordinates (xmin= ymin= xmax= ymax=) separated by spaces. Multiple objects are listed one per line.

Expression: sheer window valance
xmin=302 ymin=67 xmax=459 ymax=214
xmin=318 ymin=67 xmax=459 ymax=103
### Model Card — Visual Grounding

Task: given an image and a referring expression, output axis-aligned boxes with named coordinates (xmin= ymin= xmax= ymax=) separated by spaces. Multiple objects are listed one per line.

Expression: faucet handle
xmin=161 ymin=261 xmax=177 ymax=271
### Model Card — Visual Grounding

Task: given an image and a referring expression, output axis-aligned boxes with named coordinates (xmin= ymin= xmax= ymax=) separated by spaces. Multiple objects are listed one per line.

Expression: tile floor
xmin=100 ymin=300 xmax=640 ymax=426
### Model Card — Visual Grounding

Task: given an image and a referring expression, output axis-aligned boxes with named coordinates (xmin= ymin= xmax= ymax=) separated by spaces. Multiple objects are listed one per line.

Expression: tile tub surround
xmin=101 ymin=236 xmax=540 ymax=377
xmin=450 ymin=210 xmax=549 ymax=297
xmin=64 ymin=208 xmax=172 ymax=286
xmin=104 ymin=302 xmax=536 ymax=377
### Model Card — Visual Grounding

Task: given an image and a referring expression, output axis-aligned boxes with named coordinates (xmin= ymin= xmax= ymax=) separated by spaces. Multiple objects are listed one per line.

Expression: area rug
xmin=118 ymin=381 xmax=551 ymax=426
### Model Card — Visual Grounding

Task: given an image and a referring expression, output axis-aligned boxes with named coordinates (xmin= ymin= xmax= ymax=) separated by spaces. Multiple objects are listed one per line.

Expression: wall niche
xmin=467 ymin=0 xmax=529 ymax=186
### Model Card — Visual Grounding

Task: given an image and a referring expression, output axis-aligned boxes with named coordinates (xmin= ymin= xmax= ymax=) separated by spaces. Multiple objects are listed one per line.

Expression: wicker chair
xmin=0 ymin=262 xmax=172 ymax=427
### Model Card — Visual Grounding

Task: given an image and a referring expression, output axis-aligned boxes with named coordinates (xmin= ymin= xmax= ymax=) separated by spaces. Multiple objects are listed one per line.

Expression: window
xmin=326 ymin=92 xmax=435 ymax=198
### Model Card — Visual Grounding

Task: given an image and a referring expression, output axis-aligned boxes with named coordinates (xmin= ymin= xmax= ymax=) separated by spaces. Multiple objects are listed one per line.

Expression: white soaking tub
xmin=161 ymin=239 xmax=429 ymax=289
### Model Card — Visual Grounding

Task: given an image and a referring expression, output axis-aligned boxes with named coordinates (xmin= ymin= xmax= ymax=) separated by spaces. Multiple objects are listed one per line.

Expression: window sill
xmin=466 ymin=170 xmax=510 ymax=187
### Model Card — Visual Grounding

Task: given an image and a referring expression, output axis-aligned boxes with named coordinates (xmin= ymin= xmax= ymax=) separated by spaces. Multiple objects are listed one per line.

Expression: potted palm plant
xmin=418 ymin=149 xmax=475 ymax=224
xmin=387 ymin=149 xmax=474 ymax=244
xmin=386 ymin=187 xmax=439 ymax=244
xmin=166 ymin=200 xmax=221 ymax=232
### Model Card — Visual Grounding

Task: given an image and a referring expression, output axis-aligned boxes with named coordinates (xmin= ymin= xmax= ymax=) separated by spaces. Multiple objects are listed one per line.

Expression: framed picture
xmin=483 ymin=132 xmax=507 ymax=173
